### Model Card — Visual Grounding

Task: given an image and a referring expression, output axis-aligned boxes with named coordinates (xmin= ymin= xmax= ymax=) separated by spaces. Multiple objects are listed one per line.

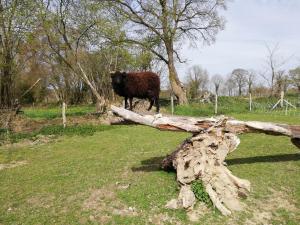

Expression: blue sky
xmin=177 ymin=0 xmax=300 ymax=80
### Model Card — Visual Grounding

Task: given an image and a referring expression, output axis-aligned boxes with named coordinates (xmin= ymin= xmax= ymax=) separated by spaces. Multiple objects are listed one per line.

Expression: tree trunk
xmin=168 ymin=62 xmax=188 ymax=104
xmin=165 ymin=43 xmax=188 ymax=105
xmin=238 ymin=85 xmax=242 ymax=96
xmin=77 ymin=62 xmax=107 ymax=113
xmin=0 ymin=51 xmax=14 ymax=108
xmin=111 ymin=105 xmax=300 ymax=216
xmin=271 ymin=67 xmax=275 ymax=96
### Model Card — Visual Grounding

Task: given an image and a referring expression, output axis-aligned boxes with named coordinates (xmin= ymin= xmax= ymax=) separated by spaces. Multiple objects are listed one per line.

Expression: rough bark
xmin=77 ymin=62 xmax=107 ymax=113
xmin=168 ymin=62 xmax=188 ymax=104
xmin=111 ymin=105 xmax=300 ymax=215
xmin=166 ymin=44 xmax=188 ymax=104
xmin=0 ymin=51 xmax=14 ymax=108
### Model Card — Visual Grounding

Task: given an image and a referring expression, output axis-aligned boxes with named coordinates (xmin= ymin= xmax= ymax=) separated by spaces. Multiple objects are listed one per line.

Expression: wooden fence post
xmin=280 ymin=91 xmax=284 ymax=108
xmin=171 ymin=94 xmax=174 ymax=115
xmin=215 ymin=94 xmax=218 ymax=114
xmin=62 ymin=102 xmax=67 ymax=128
xmin=249 ymin=93 xmax=252 ymax=111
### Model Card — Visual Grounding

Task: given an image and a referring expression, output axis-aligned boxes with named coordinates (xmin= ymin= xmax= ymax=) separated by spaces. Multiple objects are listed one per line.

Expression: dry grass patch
xmin=82 ymin=185 xmax=139 ymax=224
xmin=0 ymin=160 xmax=27 ymax=171
xmin=244 ymin=188 xmax=299 ymax=225
xmin=26 ymin=194 xmax=55 ymax=209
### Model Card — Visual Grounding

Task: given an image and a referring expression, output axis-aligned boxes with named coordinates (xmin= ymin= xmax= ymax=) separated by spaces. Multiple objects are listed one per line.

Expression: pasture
xmin=0 ymin=99 xmax=299 ymax=225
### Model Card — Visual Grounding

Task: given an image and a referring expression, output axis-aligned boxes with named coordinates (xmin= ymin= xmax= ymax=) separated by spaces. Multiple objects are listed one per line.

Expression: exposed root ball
xmin=164 ymin=129 xmax=250 ymax=215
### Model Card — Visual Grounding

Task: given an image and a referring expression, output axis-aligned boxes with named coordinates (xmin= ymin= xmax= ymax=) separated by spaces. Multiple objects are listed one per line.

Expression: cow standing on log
xmin=110 ymin=71 xmax=160 ymax=113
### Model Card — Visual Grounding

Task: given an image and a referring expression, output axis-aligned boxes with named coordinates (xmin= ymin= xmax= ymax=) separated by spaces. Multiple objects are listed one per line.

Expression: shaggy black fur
xmin=111 ymin=71 xmax=160 ymax=112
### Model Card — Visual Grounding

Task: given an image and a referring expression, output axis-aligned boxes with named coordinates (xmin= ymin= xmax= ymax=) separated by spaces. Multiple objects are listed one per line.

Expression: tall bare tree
xmin=261 ymin=43 xmax=291 ymax=96
xmin=231 ymin=68 xmax=248 ymax=96
xmin=211 ymin=74 xmax=223 ymax=95
xmin=109 ymin=0 xmax=226 ymax=104
xmin=246 ymin=70 xmax=256 ymax=95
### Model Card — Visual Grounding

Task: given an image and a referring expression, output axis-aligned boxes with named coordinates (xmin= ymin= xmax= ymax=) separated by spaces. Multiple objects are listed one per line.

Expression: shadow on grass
xmin=132 ymin=153 xmax=300 ymax=172
xmin=131 ymin=156 xmax=167 ymax=172
xmin=110 ymin=120 xmax=137 ymax=125
xmin=226 ymin=153 xmax=300 ymax=165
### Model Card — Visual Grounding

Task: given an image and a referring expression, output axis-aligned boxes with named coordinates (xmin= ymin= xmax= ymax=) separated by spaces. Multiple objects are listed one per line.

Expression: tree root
xmin=163 ymin=128 xmax=250 ymax=215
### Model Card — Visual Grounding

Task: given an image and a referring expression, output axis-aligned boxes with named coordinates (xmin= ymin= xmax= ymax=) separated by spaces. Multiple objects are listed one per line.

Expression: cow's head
xmin=110 ymin=71 xmax=127 ymax=85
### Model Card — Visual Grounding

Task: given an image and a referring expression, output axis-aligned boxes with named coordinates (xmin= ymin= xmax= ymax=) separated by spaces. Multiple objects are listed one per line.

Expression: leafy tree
xmin=231 ymin=68 xmax=248 ymax=96
xmin=225 ymin=75 xmax=236 ymax=96
xmin=275 ymin=70 xmax=290 ymax=95
xmin=289 ymin=67 xmax=300 ymax=92
xmin=38 ymin=0 xmax=118 ymax=112
xmin=109 ymin=0 xmax=227 ymax=104
xmin=186 ymin=65 xmax=209 ymax=99
xmin=0 ymin=0 xmax=36 ymax=107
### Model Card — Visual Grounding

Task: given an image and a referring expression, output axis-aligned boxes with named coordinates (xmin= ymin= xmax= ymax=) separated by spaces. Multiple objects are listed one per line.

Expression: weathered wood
xmin=111 ymin=105 xmax=217 ymax=133
xmin=111 ymin=105 xmax=300 ymax=215
xmin=62 ymin=102 xmax=67 ymax=128
xmin=111 ymin=105 xmax=300 ymax=147
xmin=249 ymin=93 xmax=252 ymax=111
xmin=215 ymin=94 xmax=218 ymax=114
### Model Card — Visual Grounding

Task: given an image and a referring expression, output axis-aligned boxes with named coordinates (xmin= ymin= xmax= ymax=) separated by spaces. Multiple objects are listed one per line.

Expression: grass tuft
xmin=191 ymin=180 xmax=213 ymax=207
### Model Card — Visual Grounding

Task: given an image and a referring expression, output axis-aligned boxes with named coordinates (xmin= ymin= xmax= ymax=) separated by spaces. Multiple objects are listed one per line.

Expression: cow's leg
xmin=124 ymin=97 xmax=128 ymax=109
xmin=129 ymin=97 xmax=133 ymax=110
xmin=155 ymin=97 xmax=160 ymax=113
xmin=148 ymin=98 xmax=154 ymax=111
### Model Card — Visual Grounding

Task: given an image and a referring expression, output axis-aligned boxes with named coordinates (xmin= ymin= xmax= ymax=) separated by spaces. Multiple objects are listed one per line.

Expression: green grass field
xmin=24 ymin=105 xmax=95 ymax=119
xmin=0 ymin=100 xmax=300 ymax=224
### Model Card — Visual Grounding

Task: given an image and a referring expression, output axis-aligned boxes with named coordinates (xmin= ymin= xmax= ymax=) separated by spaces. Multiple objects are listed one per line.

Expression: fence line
xmin=174 ymin=94 xmax=300 ymax=117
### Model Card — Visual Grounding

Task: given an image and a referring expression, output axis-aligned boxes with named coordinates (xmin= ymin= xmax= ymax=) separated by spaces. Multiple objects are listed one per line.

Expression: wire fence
xmin=250 ymin=99 xmax=300 ymax=116
xmin=170 ymin=93 xmax=300 ymax=118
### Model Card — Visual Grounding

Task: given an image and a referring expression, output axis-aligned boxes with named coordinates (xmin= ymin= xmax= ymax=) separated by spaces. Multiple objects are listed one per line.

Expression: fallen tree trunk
xmin=111 ymin=105 xmax=300 ymax=215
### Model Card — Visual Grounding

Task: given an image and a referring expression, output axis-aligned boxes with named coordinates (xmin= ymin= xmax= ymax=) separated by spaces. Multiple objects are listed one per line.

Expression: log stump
xmin=162 ymin=127 xmax=250 ymax=215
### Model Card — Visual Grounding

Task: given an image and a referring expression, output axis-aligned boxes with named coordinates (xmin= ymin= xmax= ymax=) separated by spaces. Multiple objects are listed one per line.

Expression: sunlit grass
xmin=0 ymin=100 xmax=299 ymax=224
xmin=24 ymin=105 xmax=95 ymax=119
